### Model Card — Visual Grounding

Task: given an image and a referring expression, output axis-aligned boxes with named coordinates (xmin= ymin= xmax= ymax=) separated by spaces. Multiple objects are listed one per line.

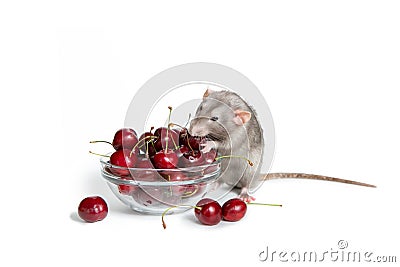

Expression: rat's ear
xmin=233 ymin=110 xmax=251 ymax=125
xmin=203 ymin=88 xmax=214 ymax=98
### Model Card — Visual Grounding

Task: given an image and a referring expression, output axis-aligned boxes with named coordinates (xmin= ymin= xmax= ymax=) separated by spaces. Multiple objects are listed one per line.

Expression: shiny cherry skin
xmin=222 ymin=198 xmax=247 ymax=222
xmin=179 ymin=150 xmax=205 ymax=167
xmin=175 ymin=145 xmax=189 ymax=158
xmin=154 ymin=127 xmax=179 ymax=151
xmin=138 ymin=131 xmax=156 ymax=153
xmin=112 ymin=128 xmax=138 ymax=150
xmin=187 ymin=136 xmax=206 ymax=150
xmin=78 ymin=196 xmax=108 ymax=223
xmin=152 ymin=149 xmax=179 ymax=169
xmin=109 ymin=149 xmax=138 ymax=176
xmin=178 ymin=128 xmax=190 ymax=147
xmin=146 ymin=144 xmax=157 ymax=158
xmin=194 ymin=198 xmax=222 ymax=226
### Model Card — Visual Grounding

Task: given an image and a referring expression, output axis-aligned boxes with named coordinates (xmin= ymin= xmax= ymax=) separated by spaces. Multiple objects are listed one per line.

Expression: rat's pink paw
xmin=239 ymin=188 xmax=256 ymax=203
xmin=200 ymin=140 xmax=216 ymax=153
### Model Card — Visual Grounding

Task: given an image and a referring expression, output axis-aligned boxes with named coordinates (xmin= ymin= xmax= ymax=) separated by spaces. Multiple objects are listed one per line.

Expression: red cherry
xmin=152 ymin=149 xmax=178 ymax=169
xmin=134 ymin=155 xmax=159 ymax=181
xmin=112 ymin=128 xmax=138 ymax=150
xmin=175 ymin=145 xmax=189 ymax=158
xmin=179 ymin=150 xmax=205 ymax=167
xmin=187 ymin=136 xmax=206 ymax=150
xmin=78 ymin=196 xmax=108 ymax=223
xmin=138 ymin=132 xmax=156 ymax=153
xmin=171 ymin=128 xmax=181 ymax=136
xmin=194 ymin=198 xmax=222 ymax=226
xmin=178 ymin=128 xmax=191 ymax=147
xmin=221 ymin=198 xmax=247 ymax=222
xmin=118 ymin=176 xmax=138 ymax=195
xmin=147 ymin=144 xmax=157 ymax=158
xmin=109 ymin=149 xmax=138 ymax=176
xmin=154 ymin=127 xmax=179 ymax=151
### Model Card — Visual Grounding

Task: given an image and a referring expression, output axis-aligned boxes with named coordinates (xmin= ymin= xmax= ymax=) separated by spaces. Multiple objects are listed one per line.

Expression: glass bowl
xmin=100 ymin=156 xmax=221 ymax=215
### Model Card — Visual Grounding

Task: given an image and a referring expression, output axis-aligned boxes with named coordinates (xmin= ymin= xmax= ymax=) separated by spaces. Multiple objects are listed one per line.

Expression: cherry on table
xmin=78 ymin=196 xmax=108 ymax=223
xmin=221 ymin=198 xmax=247 ymax=222
xmin=194 ymin=198 xmax=222 ymax=226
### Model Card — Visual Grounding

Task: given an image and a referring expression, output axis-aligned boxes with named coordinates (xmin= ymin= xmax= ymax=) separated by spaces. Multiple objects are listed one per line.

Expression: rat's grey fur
xmin=189 ymin=90 xmax=264 ymax=196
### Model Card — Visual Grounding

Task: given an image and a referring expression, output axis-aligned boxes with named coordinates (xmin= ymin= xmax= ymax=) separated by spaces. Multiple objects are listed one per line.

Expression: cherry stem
xmin=168 ymin=122 xmax=185 ymax=129
xmin=186 ymin=132 xmax=195 ymax=153
xmin=161 ymin=205 xmax=201 ymax=229
xmin=184 ymin=113 xmax=191 ymax=128
xmin=89 ymin=151 xmax=110 ymax=157
xmin=150 ymin=126 xmax=154 ymax=133
xmin=89 ymin=140 xmax=113 ymax=146
xmin=247 ymin=202 xmax=282 ymax=207
xmin=168 ymin=122 xmax=194 ymax=152
xmin=181 ymin=186 xmax=199 ymax=198
xmin=165 ymin=106 xmax=173 ymax=153
xmin=170 ymin=132 xmax=179 ymax=150
xmin=145 ymin=140 xmax=150 ymax=158
xmin=214 ymin=155 xmax=254 ymax=166
xmin=130 ymin=135 xmax=157 ymax=156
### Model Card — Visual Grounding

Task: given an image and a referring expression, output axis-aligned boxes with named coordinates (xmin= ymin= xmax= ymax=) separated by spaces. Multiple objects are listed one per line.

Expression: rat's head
xmin=189 ymin=89 xmax=252 ymax=144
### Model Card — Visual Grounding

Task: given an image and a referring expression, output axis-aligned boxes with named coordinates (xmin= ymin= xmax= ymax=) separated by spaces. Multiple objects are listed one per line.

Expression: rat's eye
xmin=210 ymin=116 xmax=218 ymax=121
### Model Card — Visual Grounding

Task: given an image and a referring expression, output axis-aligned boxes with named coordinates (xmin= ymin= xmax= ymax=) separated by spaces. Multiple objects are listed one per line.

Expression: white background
xmin=1 ymin=1 xmax=399 ymax=266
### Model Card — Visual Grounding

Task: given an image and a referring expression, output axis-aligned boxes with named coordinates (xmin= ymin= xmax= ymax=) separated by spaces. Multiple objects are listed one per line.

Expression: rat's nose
xmin=189 ymin=118 xmax=207 ymax=137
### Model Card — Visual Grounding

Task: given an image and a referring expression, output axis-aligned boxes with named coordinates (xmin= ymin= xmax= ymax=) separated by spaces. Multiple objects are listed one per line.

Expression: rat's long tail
xmin=262 ymin=173 xmax=376 ymax=188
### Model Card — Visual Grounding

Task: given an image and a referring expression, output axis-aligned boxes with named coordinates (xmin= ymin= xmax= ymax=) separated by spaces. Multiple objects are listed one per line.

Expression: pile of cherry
xmin=92 ymin=125 xmax=216 ymax=176
xmin=89 ymin=123 xmax=218 ymax=200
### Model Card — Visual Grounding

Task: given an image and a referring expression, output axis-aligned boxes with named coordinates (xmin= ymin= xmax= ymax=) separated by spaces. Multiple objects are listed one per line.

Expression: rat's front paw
xmin=200 ymin=140 xmax=216 ymax=153
xmin=239 ymin=187 xmax=256 ymax=203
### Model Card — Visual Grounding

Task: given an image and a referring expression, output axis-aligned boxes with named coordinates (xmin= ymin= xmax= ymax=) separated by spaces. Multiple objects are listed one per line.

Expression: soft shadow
xmin=183 ymin=211 xmax=203 ymax=226
xmin=110 ymin=203 xmax=143 ymax=216
xmin=70 ymin=211 xmax=85 ymax=223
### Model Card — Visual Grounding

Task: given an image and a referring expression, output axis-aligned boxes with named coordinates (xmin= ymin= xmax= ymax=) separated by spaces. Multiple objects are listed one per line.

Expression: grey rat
xmin=189 ymin=89 xmax=376 ymax=202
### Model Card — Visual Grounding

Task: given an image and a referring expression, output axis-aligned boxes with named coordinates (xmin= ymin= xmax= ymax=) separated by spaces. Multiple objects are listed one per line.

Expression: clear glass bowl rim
xmin=100 ymin=156 xmax=221 ymax=186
